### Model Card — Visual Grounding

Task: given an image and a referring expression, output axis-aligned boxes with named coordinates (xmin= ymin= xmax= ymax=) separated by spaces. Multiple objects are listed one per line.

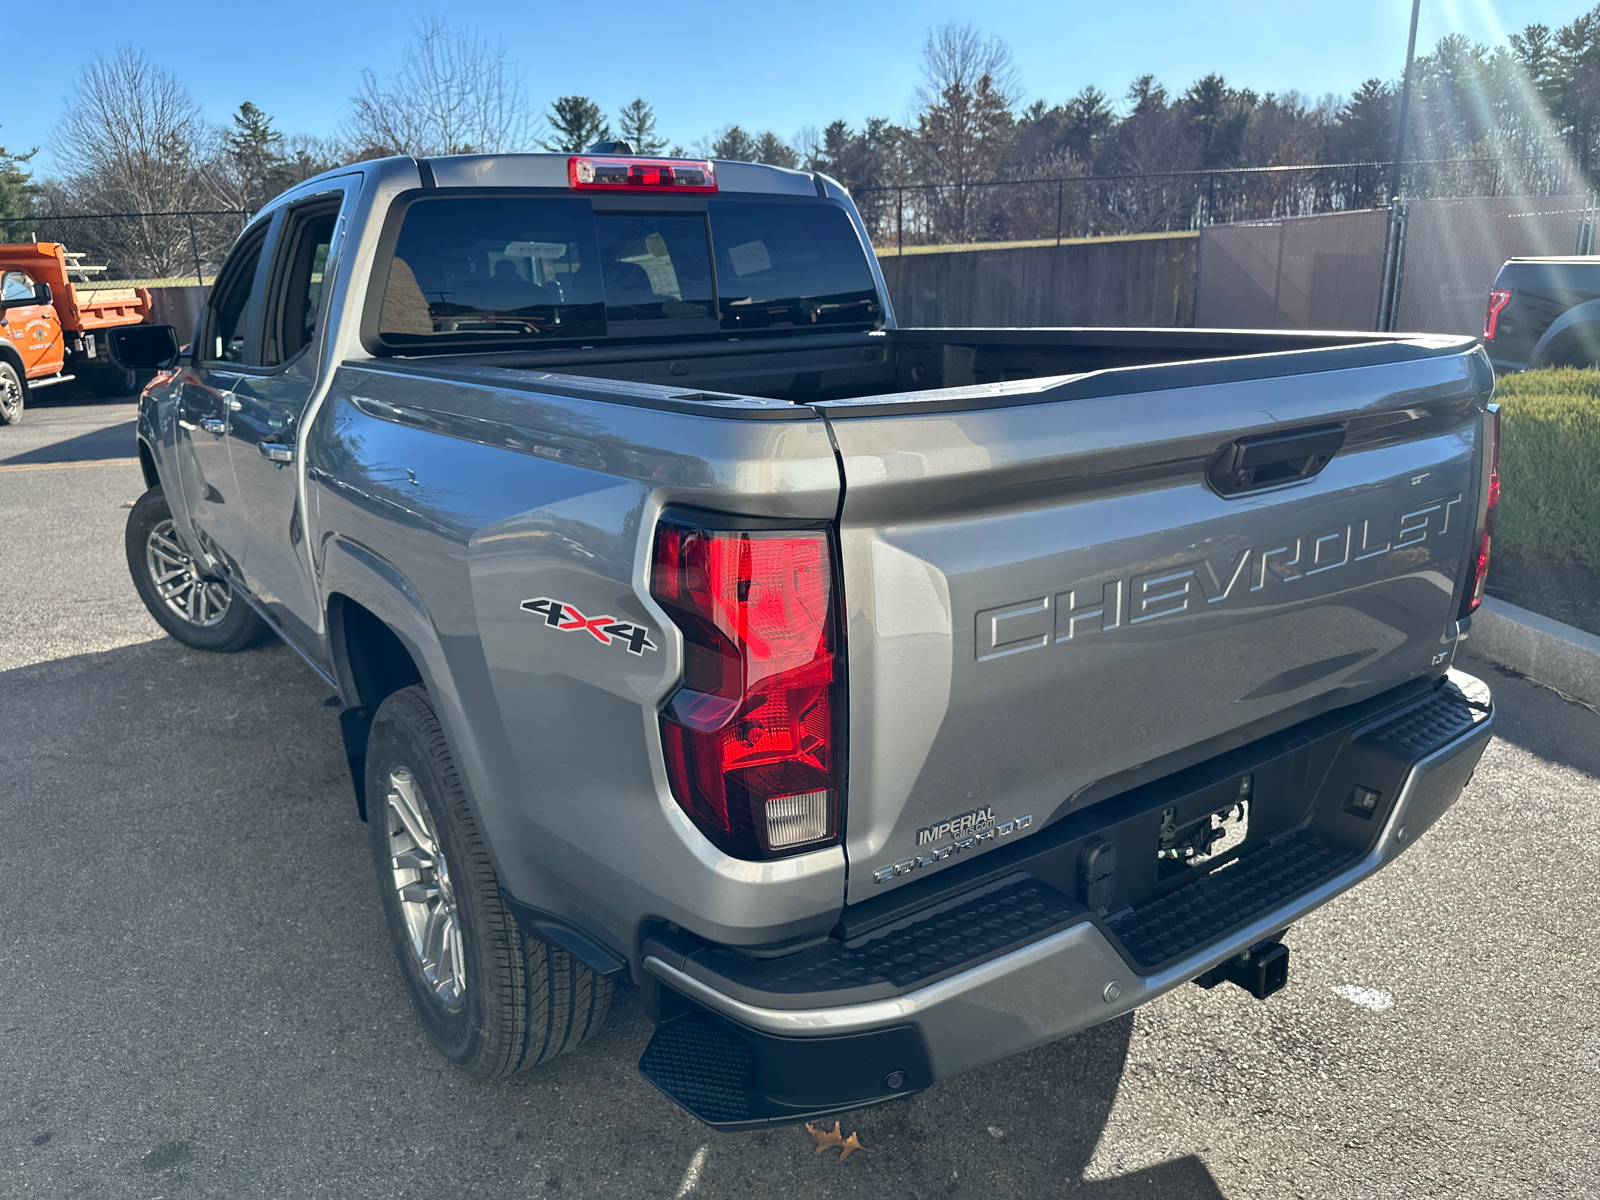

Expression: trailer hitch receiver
xmin=1193 ymin=936 xmax=1290 ymax=1000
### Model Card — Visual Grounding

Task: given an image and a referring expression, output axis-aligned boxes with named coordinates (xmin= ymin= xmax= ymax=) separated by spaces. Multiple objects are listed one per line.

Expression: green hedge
xmin=1492 ymin=368 xmax=1600 ymax=569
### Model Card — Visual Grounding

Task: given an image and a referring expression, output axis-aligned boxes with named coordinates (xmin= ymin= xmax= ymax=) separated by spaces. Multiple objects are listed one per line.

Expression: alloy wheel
xmin=384 ymin=766 xmax=467 ymax=1011
xmin=144 ymin=519 xmax=231 ymax=627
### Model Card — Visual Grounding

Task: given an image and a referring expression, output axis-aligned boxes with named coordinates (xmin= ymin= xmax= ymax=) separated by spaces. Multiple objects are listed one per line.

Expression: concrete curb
xmin=1470 ymin=596 xmax=1600 ymax=709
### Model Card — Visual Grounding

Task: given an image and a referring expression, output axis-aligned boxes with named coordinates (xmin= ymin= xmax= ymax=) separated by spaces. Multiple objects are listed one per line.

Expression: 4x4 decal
xmin=520 ymin=597 xmax=658 ymax=656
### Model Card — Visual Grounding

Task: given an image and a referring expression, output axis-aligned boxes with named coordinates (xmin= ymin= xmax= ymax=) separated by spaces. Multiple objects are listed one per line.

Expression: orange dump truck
xmin=0 ymin=241 xmax=154 ymax=423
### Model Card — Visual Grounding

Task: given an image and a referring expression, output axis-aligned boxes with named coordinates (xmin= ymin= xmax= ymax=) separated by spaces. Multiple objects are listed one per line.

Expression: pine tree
xmin=753 ymin=131 xmax=799 ymax=168
xmin=1183 ymin=75 xmax=1257 ymax=169
xmin=225 ymin=102 xmax=286 ymax=206
xmin=616 ymin=99 xmax=665 ymax=154
xmin=711 ymin=126 xmax=760 ymax=161
xmin=0 ymin=123 xmax=36 ymax=233
xmin=1063 ymin=88 xmax=1114 ymax=166
xmin=1331 ymin=79 xmax=1397 ymax=165
xmin=542 ymin=96 xmax=610 ymax=153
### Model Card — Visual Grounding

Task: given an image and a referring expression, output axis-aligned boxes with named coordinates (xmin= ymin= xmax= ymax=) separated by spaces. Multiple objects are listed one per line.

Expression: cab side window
xmin=2 ymin=271 xmax=34 ymax=302
xmin=263 ymin=202 xmax=340 ymax=366
xmin=205 ymin=229 xmax=269 ymax=364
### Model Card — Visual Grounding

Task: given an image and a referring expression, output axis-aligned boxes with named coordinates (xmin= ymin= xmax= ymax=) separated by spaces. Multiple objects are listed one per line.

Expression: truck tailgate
xmin=819 ymin=347 xmax=1491 ymax=902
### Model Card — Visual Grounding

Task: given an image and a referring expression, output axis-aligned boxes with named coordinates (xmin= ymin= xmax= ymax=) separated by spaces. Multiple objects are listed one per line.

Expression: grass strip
xmin=1493 ymin=368 xmax=1600 ymax=570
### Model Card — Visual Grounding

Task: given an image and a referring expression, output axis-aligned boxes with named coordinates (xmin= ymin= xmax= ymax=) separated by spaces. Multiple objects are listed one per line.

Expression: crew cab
xmin=1482 ymin=255 xmax=1600 ymax=371
xmin=115 ymin=149 xmax=1499 ymax=1129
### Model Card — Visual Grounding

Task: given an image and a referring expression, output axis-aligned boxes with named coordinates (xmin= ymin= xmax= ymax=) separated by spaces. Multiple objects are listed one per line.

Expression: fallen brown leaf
xmin=805 ymin=1121 xmax=866 ymax=1160
xmin=806 ymin=1121 xmax=844 ymax=1154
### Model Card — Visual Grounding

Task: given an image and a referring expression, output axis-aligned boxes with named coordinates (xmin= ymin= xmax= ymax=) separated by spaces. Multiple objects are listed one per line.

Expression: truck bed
xmin=391 ymin=326 xmax=1452 ymax=407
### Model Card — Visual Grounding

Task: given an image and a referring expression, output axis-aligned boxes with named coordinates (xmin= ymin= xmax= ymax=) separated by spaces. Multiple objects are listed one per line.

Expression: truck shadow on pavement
xmin=0 ymin=419 xmax=138 ymax=466
xmin=0 ymin=636 xmax=1225 ymax=1198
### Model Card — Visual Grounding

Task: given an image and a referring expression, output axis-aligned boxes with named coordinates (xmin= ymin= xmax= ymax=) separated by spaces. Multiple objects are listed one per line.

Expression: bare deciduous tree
xmin=911 ymin=24 xmax=1020 ymax=240
xmin=348 ymin=17 xmax=539 ymax=157
xmin=47 ymin=46 xmax=216 ymax=278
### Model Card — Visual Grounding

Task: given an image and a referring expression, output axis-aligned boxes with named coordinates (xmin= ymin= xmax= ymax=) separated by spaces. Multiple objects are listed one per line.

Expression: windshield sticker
xmin=521 ymin=596 xmax=658 ymax=656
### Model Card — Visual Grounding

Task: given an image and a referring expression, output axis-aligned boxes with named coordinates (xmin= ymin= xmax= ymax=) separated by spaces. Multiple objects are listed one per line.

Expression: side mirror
xmin=109 ymin=324 xmax=181 ymax=370
xmin=32 ymin=280 xmax=51 ymax=306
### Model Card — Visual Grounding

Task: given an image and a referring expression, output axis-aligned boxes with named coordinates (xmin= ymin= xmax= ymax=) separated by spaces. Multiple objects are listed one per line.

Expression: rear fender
xmin=1529 ymin=297 xmax=1600 ymax=367
xmin=321 ymin=540 xmax=447 ymax=819
xmin=321 ymin=535 xmax=442 ymax=709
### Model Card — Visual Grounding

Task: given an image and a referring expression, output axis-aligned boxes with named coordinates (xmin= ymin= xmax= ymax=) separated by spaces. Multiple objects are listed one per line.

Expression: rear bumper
xmin=639 ymin=670 xmax=1493 ymax=1127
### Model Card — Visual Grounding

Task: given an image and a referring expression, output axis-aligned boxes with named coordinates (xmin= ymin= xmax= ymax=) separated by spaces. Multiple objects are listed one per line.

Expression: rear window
xmin=377 ymin=197 xmax=607 ymax=347
xmin=708 ymin=201 xmax=881 ymax=331
xmin=372 ymin=194 xmax=879 ymax=351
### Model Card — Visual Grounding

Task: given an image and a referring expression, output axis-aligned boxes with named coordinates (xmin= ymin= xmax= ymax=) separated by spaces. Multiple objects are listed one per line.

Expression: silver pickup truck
xmin=115 ymin=149 xmax=1499 ymax=1130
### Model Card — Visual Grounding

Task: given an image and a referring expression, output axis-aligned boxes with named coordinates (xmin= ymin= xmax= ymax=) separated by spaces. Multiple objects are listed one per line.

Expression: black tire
xmin=0 ymin=360 xmax=24 ymax=425
xmin=124 ymin=487 xmax=269 ymax=652
xmin=365 ymin=686 xmax=612 ymax=1079
xmin=87 ymin=366 xmax=138 ymax=398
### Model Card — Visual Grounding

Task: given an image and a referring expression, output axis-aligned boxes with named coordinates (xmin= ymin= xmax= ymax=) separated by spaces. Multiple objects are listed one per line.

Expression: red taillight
xmin=651 ymin=521 xmax=840 ymax=858
xmin=1464 ymin=405 xmax=1501 ymax=616
xmin=568 ymin=155 xmax=717 ymax=193
xmin=1483 ymin=289 xmax=1511 ymax=340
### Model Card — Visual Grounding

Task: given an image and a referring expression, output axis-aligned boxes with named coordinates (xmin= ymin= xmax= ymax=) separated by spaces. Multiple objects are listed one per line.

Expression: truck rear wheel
xmin=87 ymin=365 xmax=138 ymax=398
xmin=365 ymin=685 xmax=612 ymax=1079
xmin=0 ymin=361 xmax=24 ymax=424
xmin=124 ymin=487 xmax=268 ymax=651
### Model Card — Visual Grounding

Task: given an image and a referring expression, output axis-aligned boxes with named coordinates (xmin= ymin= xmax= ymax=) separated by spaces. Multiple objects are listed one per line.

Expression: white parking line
xmin=1332 ymin=984 xmax=1395 ymax=1012
xmin=674 ymin=1144 xmax=709 ymax=1197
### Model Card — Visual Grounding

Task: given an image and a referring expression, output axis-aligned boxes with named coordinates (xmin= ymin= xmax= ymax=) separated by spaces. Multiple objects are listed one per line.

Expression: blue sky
xmin=0 ymin=0 xmax=1584 ymax=175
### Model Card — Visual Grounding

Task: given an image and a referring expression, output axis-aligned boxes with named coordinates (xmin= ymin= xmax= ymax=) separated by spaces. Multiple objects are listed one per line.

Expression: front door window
xmin=1 ymin=271 xmax=34 ymax=302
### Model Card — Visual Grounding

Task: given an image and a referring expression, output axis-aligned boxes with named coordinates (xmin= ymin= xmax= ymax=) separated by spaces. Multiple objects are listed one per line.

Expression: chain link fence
xmin=858 ymin=156 xmax=1586 ymax=253
xmin=0 ymin=209 xmax=250 ymax=284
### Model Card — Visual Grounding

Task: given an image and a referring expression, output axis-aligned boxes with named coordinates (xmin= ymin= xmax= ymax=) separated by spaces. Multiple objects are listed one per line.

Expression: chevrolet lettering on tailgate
xmin=976 ymin=494 xmax=1464 ymax=661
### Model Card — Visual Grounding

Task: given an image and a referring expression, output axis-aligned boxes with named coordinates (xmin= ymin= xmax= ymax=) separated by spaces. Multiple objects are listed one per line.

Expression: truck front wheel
xmin=124 ymin=487 xmax=267 ymax=651
xmin=365 ymin=686 xmax=612 ymax=1079
xmin=0 ymin=361 xmax=24 ymax=424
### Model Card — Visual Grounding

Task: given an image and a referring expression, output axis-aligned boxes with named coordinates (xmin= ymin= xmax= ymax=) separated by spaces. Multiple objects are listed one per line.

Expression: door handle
xmin=200 ymin=418 xmax=226 ymax=435
xmin=258 ymin=441 xmax=295 ymax=465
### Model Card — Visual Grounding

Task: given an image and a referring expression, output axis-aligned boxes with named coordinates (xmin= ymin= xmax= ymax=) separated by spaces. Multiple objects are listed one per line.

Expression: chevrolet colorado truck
xmin=115 ymin=149 xmax=1499 ymax=1129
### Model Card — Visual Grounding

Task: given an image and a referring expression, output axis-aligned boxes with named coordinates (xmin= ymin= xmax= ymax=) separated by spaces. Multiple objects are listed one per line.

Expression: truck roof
xmin=291 ymin=152 xmax=830 ymax=202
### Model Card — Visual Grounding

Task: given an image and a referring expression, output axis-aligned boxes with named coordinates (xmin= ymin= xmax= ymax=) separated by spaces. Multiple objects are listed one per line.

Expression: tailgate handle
xmin=1208 ymin=424 xmax=1346 ymax=496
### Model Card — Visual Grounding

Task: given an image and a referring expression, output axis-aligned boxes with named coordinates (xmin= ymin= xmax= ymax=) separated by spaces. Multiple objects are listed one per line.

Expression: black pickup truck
xmin=1482 ymin=256 xmax=1600 ymax=371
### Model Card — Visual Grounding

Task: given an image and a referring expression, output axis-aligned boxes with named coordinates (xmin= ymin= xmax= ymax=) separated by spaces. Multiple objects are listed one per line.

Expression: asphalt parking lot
xmin=3 ymin=389 xmax=1598 ymax=1199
